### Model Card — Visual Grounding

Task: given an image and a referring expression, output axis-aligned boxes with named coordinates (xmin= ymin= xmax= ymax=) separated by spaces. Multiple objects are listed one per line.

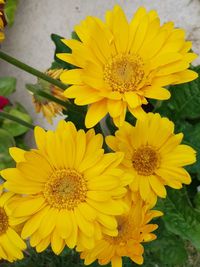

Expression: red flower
xmin=0 ymin=96 xmax=9 ymax=110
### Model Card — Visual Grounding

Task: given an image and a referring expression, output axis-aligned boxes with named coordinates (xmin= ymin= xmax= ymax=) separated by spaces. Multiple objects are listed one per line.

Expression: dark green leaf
xmin=0 ymin=77 xmax=16 ymax=97
xmin=176 ymin=122 xmax=200 ymax=175
xmin=71 ymin=31 xmax=80 ymax=41
xmin=51 ymin=33 xmax=74 ymax=69
xmin=65 ymin=102 xmax=87 ymax=130
xmin=157 ymin=188 xmax=200 ymax=250
xmin=156 ymin=66 xmax=200 ymax=121
xmin=194 ymin=192 xmax=200 ymax=211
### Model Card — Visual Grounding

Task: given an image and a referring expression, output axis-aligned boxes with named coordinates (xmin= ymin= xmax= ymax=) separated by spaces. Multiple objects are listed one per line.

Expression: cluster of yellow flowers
xmin=0 ymin=0 xmax=5 ymax=43
xmin=0 ymin=5 xmax=197 ymax=267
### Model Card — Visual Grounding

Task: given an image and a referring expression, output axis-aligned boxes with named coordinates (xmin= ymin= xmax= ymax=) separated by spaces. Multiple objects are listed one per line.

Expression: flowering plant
xmin=0 ymin=76 xmax=32 ymax=171
xmin=0 ymin=4 xmax=200 ymax=267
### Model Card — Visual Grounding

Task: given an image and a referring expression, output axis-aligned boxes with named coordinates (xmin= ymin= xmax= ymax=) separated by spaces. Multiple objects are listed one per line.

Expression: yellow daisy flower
xmin=1 ymin=121 xmax=132 ymax=254
xmin=80 ymin=194 xmax=162 ymax=267
xmin=0 ymin=188 xmax=26 ymax=262
xmin=33 ymin=69 xmax=67 ymax=124
xmin=106 ymin=113 xmax=196 ymax=204
xmin=57 ymin=5 xmax=198 ymax=128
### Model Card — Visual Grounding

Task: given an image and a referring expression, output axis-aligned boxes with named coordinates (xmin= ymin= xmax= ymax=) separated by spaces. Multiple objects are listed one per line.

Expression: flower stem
xmin=26 ymin=84 xmax=68 ymax=108
xmin=0 ymin=111 xmax=35 ymax=130
xmin=0 ymin=51 xmax=68 ymax=90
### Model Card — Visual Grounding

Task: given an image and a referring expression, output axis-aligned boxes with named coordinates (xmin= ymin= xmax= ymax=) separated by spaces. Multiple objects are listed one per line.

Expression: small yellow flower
xmin=1 ymin=121 xmax=132 ymax=254
xmin=0 ymin=187 xmax=26 ymax=262
xmin=106 ymin=113 xmax=196 ymax=204
xmin=58 ymin=5 xmax=198 ymax=128
xmin=33 ymin=69 xmax=67 ymax=124
xmin=80 ymin=194 xmax=162 ymax=267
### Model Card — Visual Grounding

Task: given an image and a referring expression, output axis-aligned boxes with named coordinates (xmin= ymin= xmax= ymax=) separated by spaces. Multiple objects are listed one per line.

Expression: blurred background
xmin=0 ymin=0 xmax=200 ymax=139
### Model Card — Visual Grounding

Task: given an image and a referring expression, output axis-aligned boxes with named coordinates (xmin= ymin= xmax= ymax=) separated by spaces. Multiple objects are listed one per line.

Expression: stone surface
xmin=0 ymin=0 xmax=200 ymax=145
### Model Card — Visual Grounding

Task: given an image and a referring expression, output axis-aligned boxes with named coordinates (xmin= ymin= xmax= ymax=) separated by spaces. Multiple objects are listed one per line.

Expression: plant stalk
xmin=0 ymin=111 xmax=34 ymax=130
xmin=0 ymin=51 xmax=68 ymax=90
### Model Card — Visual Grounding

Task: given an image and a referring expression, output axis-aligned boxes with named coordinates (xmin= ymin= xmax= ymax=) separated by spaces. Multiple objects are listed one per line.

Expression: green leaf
xmin=51 ymin=33 xmax=74 ymax=69
xmin=71 ymin=31 xmax=80 ymax=41
xmin=2 ymin=108 xmax=32 ymax=137
xmin=4 ymin=0 xmax=18 ymax=27
xmin=65 ymin=102 xmax=87 ymax=130
xmin=176 ymin=121 xmax=200 ymax=175
xmin=0 ymin=128 xmax=15 ymax=170
xmin=156 ymin=66 xmax=200 ymax=121
xmin=194 ymin=192 xmax=200 ymax=211
xmin=0 ymin=77 xmax=16 ymax=97
xmin=157 ymin=188 xmax=200 ymax=250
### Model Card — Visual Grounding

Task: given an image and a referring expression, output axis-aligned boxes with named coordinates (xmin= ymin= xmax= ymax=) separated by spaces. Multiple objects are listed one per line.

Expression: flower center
xmin=0 ymin=207 xmax=9 ymax=235
xmin=44 ymin=169 xmax=87 ymax=210
xmin=132 ymin=146 xmax=160 ymax=176
xmin=105 ymin=216 xmax=134 ymax=245
xmin=104 ymin=54 xmax=145 ymax=93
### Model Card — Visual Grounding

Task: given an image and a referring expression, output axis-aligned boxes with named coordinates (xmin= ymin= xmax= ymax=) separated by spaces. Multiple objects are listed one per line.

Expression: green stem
xmin=0 ymin=111 xmax=34 ymax=130
xmin=26 ymin=84 xmax=68 ymax=108
xmin=0 ymin=51 xmax=68 ymax=90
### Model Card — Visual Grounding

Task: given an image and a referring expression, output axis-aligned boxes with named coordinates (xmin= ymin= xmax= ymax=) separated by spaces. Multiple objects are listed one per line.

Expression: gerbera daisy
xmin=1 ymin=120 xmax=132 ymax=254
xmin=80 ymin=194 xmax=162 ymax=267
xmin=57 ymin=5 xmax=198 ymax=128
xmin=0 ymin=186 xmax=26 ymax=262
xmin=32 ymin=69 xmax=67 ymax=124
xmin=106 ymin=113 xmax=196 ymax=204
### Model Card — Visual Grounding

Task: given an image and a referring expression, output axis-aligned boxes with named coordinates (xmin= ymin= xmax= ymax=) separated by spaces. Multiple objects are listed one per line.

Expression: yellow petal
xmin=144 ymin=86 xmax=170 ymax=100
xmin=9 ymin=147 xmax=26 ymax=163
xmin=60 ymin=69 xmax=83 ymax=85
xmin=149 ymin=175 xmax=167 ymax=198
xmin=85 ymin=100 xmax=107 ymax=128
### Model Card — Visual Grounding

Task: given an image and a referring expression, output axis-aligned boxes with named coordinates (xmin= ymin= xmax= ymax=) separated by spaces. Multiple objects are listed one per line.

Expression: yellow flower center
xmin=0 ymin=207 xmax=9 ymax=235
xmin=44 ymin=169 xmax=87 ymax=210
xmin=132 ymin=146 xmax=160 ymax=176
xmin=104 ymin=54 xmax=145 ymax=93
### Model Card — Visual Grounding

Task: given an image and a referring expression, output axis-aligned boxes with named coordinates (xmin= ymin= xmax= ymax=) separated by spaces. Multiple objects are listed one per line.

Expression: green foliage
xmin=0 ymin=248 xmax=109 ymax=267
xmin=0 ymin=77 xmax=16 ymax=97
xmin=0 ymin=78 xmax=31 ymax=170
xmin=157 ymin=188 xmax=200 ymax=250
xmin=156 ymin=66 xmax=200 ymax=121
xmin=51 ymin=32 xmax=80 ymax=70
xmin=4 ymin=0 xmax=18 ymax=27
xmin=51 ymin=33 xmax=73 ymax=69
xmin=2 ymin=106 xmax=32 ymax=136
xmin=143 ymin=224 xmax=188 ymax=266
xmin=64 ymin=102 xmax=87 ymax=130
xmin=0 ymin=128 xmax=15 ymax=170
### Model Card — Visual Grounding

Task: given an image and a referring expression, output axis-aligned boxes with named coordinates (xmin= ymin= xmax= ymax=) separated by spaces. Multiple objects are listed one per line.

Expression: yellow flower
xmin=80 ymin=194 xmax=162 ymax=267
xmin=57 ymin=5 xmax=198 ymax=128
xmin=1 ymin=121 xmax=132 ymax=254
xmin=0 ymin=188 xmax=26 ymax=262
xmin=0 ymin=14 xmax=5 ymax=43
xmin=106 ymin=113 xmax=196 ymax=204
xmin=33 ymin=69 xmax=67 ymax=124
